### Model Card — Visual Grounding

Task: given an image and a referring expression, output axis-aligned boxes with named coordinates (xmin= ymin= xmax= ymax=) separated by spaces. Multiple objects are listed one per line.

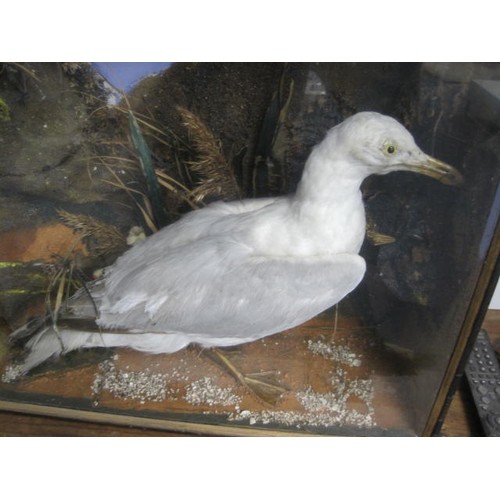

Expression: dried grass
xmin=57 ymin=209 xmax=126 ymax=256
xmin=177 ymin=106 xmax=241 ymax=203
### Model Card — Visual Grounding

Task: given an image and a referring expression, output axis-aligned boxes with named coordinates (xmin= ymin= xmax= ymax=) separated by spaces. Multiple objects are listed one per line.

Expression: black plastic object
xmin=465 ymin=329 xmax=500 ymax=436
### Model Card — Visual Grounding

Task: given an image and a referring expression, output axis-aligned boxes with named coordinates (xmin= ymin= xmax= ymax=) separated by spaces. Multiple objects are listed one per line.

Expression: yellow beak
xmin=403 ymin=155 xmax=463 ymax=186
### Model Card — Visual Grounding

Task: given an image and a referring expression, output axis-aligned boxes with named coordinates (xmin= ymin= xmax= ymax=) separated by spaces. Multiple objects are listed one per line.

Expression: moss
xmin=0 ymin=261 xmax=24 ymax=269
xmin=0 ymin=96 xmax=10 ymax=121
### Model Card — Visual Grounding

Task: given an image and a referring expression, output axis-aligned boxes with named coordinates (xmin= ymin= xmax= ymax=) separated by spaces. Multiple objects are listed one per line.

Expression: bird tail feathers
xmin=7 ymin=319 xmax=192 ymax=379
xmin=14 ymin=325 xmax=95 ymax=375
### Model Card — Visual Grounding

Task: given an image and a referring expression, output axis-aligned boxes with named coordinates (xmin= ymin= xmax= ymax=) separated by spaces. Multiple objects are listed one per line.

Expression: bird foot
xmin=206 ymin=348 xmax=288 ymax=407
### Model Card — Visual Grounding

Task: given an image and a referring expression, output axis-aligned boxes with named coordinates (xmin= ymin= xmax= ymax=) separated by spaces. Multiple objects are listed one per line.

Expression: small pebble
xmin=185 ymin=377 xmax=241 ymax=407
xmin=1 ymin=364 xmax=24 ymax=383
xmin=229 ymin=368 xmax=375 ymax=429
xmin=91 ymin=359 xmax=171 ymax=403
xmin=307 ymin=338 xmax=362 ymax=367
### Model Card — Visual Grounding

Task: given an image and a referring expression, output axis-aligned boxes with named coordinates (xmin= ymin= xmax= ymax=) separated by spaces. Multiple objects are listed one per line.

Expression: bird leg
xmin=205 ymin=348 xmax=288 ymax=407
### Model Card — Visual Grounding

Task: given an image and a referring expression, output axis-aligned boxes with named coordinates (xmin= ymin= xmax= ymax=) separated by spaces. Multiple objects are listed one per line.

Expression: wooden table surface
xmin=1 ymin=311 xmax=499 ymax=437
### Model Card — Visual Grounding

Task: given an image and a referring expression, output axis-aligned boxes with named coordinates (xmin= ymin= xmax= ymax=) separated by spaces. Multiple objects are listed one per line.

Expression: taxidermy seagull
xmin=9 ymin=112 xmax=462 ymax=384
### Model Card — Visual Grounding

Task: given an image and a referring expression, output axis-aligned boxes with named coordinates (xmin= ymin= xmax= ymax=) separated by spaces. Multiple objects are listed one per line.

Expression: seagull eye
xmin=383 ymin=143 xmax=397 ymax=156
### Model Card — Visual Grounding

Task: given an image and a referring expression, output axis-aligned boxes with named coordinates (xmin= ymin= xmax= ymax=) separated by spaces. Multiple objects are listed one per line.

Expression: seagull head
xmin=327 ymin=112 xmax=463 ymax=186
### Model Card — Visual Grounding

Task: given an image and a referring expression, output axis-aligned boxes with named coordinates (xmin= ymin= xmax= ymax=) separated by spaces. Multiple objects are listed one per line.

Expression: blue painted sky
xmin=92 ymin=62 xmax=172 ymax=92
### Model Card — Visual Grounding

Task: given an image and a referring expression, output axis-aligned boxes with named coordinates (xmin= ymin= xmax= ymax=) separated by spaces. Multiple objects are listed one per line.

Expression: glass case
xmin=0 ymin=62 xmax=499 ymax=436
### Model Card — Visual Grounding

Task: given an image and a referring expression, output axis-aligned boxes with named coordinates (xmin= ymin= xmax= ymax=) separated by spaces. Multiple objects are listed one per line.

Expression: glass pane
xmin=1 ymin=62 xmax=499 ymax=435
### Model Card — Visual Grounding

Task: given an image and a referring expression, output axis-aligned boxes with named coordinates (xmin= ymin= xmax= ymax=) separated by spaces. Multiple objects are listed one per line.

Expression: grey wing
xmin=63 ymin=199 xmax=286 ymax=325
xmin=117 ymin=197 xmax=281 ymax=262
xmin=96 ymin=236 xmax=366 ymax=345
xmin=61 ymin=199 xmax=280 ymax=319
